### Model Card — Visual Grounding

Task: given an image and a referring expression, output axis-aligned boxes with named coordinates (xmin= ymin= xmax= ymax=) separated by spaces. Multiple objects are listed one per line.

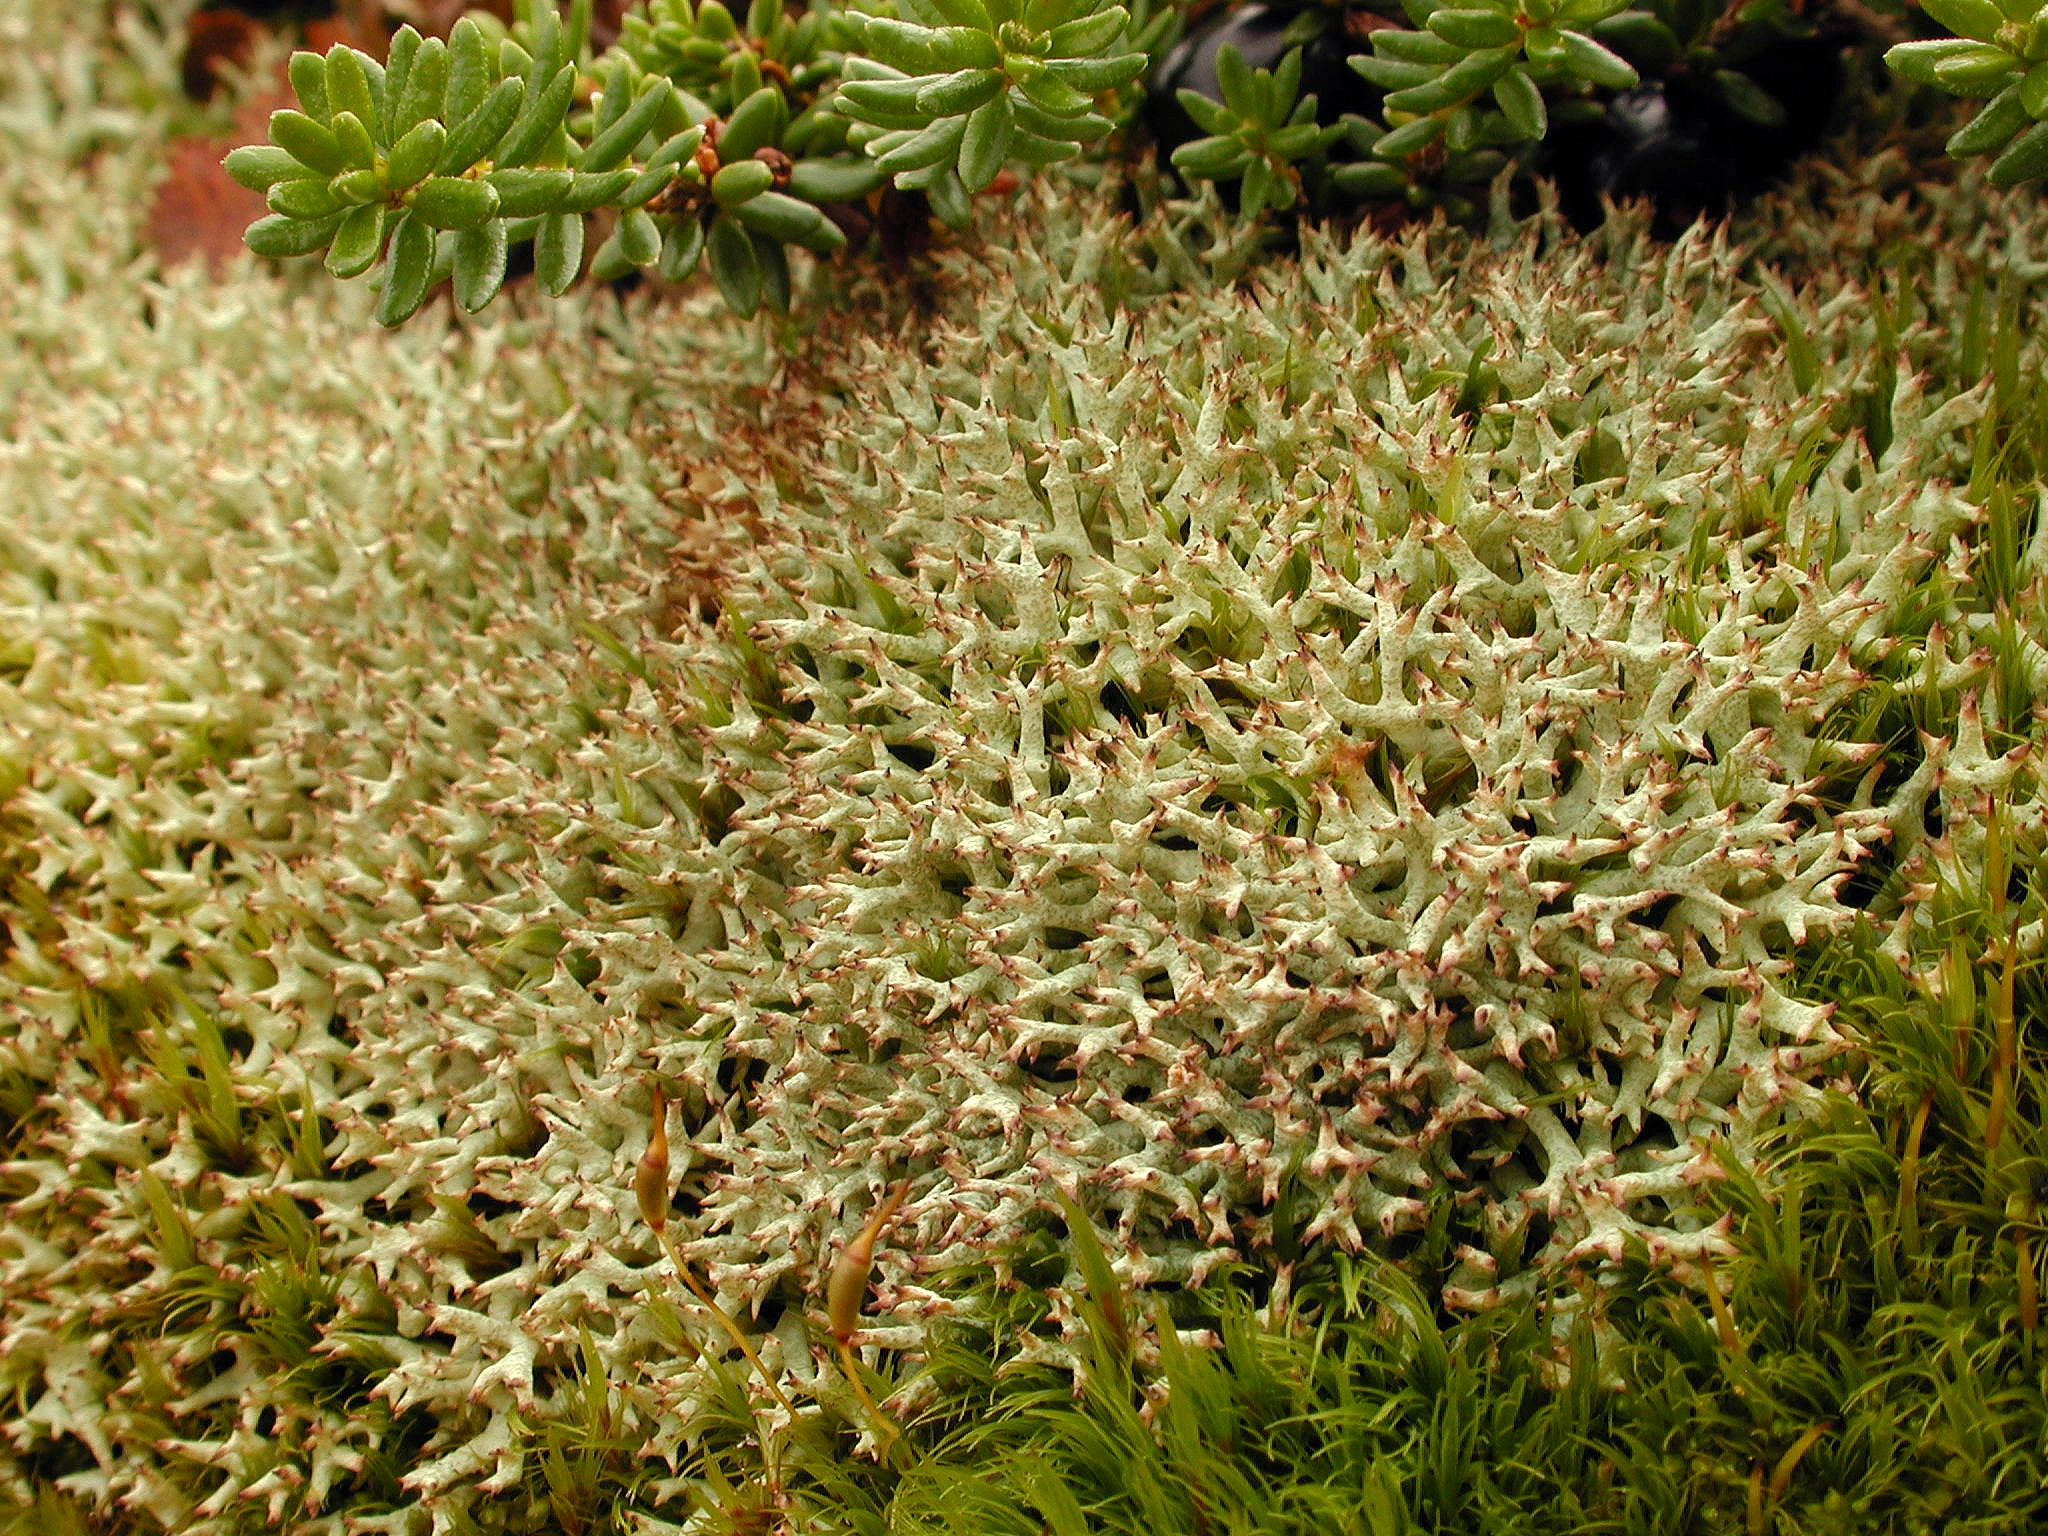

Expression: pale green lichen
xmin=3 ymin=4 xmax=2047 ymax=1528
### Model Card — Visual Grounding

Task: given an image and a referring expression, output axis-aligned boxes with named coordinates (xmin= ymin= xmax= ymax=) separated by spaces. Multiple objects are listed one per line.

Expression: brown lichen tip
xmin=636 ymin=1082 xmax=670 ymax=1235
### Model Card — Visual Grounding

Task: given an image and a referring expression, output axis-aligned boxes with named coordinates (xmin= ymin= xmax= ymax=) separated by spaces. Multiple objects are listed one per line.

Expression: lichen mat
xmin=1 ymin=10 xmax=2036 ymax=1519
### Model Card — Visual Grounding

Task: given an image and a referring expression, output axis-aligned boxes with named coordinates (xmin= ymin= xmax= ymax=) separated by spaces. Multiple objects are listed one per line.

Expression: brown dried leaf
xmin=305 ymin=0 xmax=394 ymax=59
xmin=149 ymin=89 xmax=288 ymax=275
xmin=180 ymin=9 xmax=266 ymax=103
xmin=397 ymin=0 xmax=513 ymax=39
